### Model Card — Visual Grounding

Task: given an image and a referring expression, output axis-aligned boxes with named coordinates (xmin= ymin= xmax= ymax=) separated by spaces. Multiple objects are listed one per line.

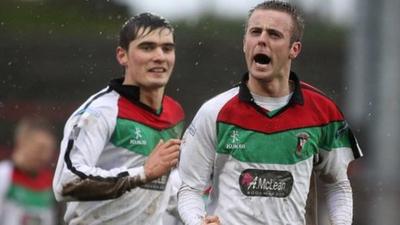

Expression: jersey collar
xmin=109 ymin=78 xmax=163 ymax=114
xmin=238 ymin=71 xmax=304 ymax=106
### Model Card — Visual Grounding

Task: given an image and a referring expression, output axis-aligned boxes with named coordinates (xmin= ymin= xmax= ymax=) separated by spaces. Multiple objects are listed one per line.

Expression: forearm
xmin=178 ymin=183 xmax=207 ymax=225
xmin=323 ymin=179 xmax=353 ymax=225
xmin=54 ymin=165 xmax=146 ymax=201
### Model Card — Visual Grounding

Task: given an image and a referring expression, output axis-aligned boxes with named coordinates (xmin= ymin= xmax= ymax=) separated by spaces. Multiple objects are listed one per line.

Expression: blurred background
xmin=0 ymin=0 xmax=399 ymax=224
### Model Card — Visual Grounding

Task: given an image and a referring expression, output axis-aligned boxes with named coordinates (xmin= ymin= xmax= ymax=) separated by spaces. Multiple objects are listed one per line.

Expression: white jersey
xmin=0 ymin=161 xmax=55 ymax=225
xmin=178 ymin=73 xmax=362 ymax=225
xmin=53 ymin=78 xmax=185 ymax=225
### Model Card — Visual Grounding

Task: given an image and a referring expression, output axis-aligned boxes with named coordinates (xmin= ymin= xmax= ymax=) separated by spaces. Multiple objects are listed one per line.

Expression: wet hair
xmin=246 ymin=0 xmax=305 ymax=43
xmin=15 ymin=115 xmax=55 ymax=140
xmin=119 ymin=12 xmax=174 ymax=50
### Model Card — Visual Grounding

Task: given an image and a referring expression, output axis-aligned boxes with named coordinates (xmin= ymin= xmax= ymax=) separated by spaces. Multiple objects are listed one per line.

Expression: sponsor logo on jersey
xmin=140 ymin=174 xmax=169 ymax=191
xmin=239 ymin=169 xmax=293 ymax=197
xmin=226 ymin=130 xmax=246 ymax=150
xmin=296 ymin=132 xmax=310 ymax=156
xmin=129 ymin=127 xmax=147 ymax=145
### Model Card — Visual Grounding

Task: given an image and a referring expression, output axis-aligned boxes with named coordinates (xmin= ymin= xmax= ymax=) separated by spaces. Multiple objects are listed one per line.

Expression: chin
xmin=146 ymin=80 xmax=168 ymax=89
xmin=249 ymin=69 xmax=273 ymax=80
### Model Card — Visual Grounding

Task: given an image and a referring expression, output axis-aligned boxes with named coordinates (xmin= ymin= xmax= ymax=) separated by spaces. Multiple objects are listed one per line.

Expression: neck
xmin=248 ymin=73 xmax=293 ymax=97
xmin=122 ymin=77 xmax=165 ymax=111
xmin=139 ymin=87 xmax=164 ymax=111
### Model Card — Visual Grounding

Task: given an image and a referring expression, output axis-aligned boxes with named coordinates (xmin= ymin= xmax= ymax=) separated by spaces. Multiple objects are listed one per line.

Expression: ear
xmin=289 ymin=41 xmax=302 ymax=59
xmin=116 ymin=46 xmax=128 ymax=66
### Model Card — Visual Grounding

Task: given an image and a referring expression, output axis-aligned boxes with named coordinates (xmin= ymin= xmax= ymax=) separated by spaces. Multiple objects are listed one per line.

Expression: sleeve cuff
xmin=127 ymin=166 xmax=147 ymax=182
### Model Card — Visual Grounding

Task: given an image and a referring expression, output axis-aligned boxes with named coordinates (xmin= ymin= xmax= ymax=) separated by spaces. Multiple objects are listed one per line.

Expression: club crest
xmin=296 ymin=132 xmax=310 ymax=156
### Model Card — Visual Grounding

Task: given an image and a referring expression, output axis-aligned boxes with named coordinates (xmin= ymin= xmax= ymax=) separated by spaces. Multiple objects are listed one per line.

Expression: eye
xmin=162 ymin=44 xmax=175 ymax=53
xmin=249 ymin=28 xmax=262 ymax=36
xmin=139 ymin=43 xmax=155 ymax=51
xmin=268 ymin=30 xmax=282 ymax=39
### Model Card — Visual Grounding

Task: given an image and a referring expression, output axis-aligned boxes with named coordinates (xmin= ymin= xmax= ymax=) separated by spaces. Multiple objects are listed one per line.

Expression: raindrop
xmin=176 ymin=88 xmax=180 ymax=92
xmin=194 ymin=61 xmax=199 ymax=66
xmin=7 ymin=61 xmax=12 ymax=66
xmin=366 ymin=112 xmax=372 ymax=120
xmin=368 ymin=101 xmax=373 ymax=106
xmin=48 ymin=30 xmax=53 ymax=35
xmin=0 ymin=22 xmax=4 ymax=26
xmin=99 ymin=31 xmax=103 ymax=35
xmin=198 ymin=41 xmax=202 ymax=46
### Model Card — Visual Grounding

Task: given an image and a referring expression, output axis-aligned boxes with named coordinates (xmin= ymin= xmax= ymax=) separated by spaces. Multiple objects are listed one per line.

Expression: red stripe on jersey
xmin=217 ymin=84 xmax=344 ymax=134
xmin=118 ymin=96 xmax=184 ymax=130
xmin=12 ymin=168 xmax=53 ymax=191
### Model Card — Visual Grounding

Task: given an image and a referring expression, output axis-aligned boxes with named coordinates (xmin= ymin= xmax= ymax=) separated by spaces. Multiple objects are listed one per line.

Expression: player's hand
xmin=144 ymin=139 xmax=181 ymax=181
xmin=202 ymin=215 xmax=221 ymax=225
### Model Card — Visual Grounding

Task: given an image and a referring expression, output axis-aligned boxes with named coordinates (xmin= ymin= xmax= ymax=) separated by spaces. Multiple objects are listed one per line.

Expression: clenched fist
xmin=202 ymin=215 xmax=221 ymax=225
xmin=144 ymin=139 xmax=181 ymax=181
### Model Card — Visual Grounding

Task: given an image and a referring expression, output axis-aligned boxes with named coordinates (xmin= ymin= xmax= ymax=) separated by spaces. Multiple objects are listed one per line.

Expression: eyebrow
xmin=249 ymin=25 xmax=284 ymax=35
xmin=137 ymin=41 xmax=175 ymax=47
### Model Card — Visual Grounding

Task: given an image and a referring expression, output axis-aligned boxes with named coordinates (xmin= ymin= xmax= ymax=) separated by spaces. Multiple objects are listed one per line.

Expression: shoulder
xmin=64 ymin=87 xmax=120 ymax=132
xmin=76 ymin=87 xmax=119 ymax=116
xmin=71 ymin=87 xmax=119 ymax=120
xmin=0 ymin=160 xmax=13 ymax=185
xmin=199 ymin=87 xmax=239 ymax=116
xmin=301 ymin=82 xmax=344 ymax=119
xmin=163 ymin=95 xmax=185 ymax=117
xmin=0 ymin=160 xmax=12 ymax=174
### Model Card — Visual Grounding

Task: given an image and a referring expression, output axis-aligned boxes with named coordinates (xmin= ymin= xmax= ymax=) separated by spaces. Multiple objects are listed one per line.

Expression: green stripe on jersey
xmin=217 ymin=121 xmax=352 ymax=164
xmin=111 ymin=118 xmax=184 ymax=156
xmin=320 ymin=120 xmax=352 ymax=150
xmin=6 ymin=184 xmax=53 ymax=208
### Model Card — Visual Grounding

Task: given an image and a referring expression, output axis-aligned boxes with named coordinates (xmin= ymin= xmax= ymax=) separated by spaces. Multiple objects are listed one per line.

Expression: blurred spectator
xmin=0 ymin=116 xmax=56 ymax=225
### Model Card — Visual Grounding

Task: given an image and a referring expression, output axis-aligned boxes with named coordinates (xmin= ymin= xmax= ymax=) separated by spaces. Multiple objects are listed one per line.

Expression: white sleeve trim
xmin=128 ymin=166 xmax=146 ymax=181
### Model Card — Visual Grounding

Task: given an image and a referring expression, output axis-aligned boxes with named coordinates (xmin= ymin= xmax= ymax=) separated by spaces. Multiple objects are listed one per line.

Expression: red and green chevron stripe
xmin=7 ymin=168 xmax=53 ymax=208
xmin=217 ymin=121 xmax=352 ymax=164
xmin=117 ymin=96 xmax=184 ymax=130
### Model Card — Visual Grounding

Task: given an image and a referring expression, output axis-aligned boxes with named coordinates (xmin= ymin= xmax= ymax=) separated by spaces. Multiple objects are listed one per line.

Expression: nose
xmin=153 ymin=47 xmax=166 ymax=62
xmin=257 ymin=30 xmax=268 ymax=47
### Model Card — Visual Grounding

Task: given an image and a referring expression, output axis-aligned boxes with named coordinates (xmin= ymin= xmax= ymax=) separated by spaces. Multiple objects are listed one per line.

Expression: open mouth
xmin=253 ymin=54 xmax=271 ymax=65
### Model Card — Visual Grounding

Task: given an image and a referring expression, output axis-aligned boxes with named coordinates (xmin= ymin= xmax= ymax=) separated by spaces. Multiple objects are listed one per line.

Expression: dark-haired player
xmin=53 ymin=13 xmax=184 ymax=225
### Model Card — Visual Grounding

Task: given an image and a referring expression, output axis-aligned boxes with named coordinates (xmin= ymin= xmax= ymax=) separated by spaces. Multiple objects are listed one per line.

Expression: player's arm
xmin=178 ymin=103 xmax=219 ymax=225
xmin=322 ymin=178 xmax=353 ymax=225
xmin=53 ymin=108 xmax=180 ymax=201
xmin=315 ymin=121 xmax=362 ymax=225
